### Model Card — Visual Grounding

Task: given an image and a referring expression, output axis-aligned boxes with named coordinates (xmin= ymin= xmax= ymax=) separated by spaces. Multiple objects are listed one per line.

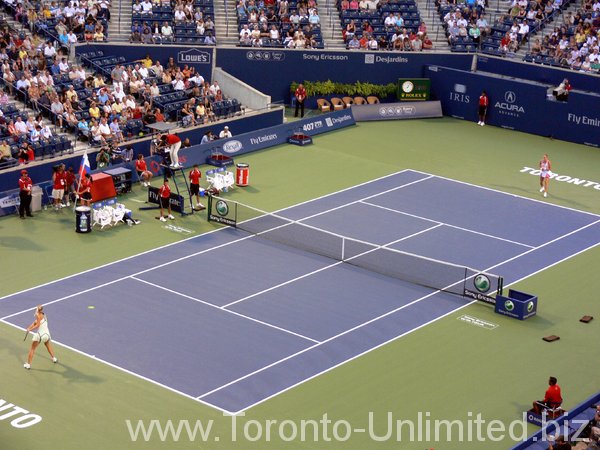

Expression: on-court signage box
xmin=495 ymin=289 xmax=538 ymax=320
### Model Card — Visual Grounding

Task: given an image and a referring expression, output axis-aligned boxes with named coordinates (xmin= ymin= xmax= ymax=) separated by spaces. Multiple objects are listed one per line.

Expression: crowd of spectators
xmin=4 ymin=0 xmax=111 ymax=43
xmin=237 ymin=0 xmax=324 ymax=48
xmin=338 ymin=0 xmax=434 ymax=50
xmin=129 ymin=0 xmax=217 ymax=44
xmin=525 ymin=3 xmax=600 ymax=72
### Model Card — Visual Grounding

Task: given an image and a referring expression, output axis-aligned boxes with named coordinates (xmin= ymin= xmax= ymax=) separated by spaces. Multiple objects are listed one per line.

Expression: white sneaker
xmin=196 ymin=203 xmax=205 ymax=208
xmin=480 ymin=122 xmax=485 ymax=126
xmin=540 ymin=187 xmax=544 ymax=192
xmin=23 ymin=363 xmax=30 ymax=369
xmin=66 ymin=201 xmax=70 ymax=207
xmin=168 ymin=214 xmax=175 ymax=220
xmin=159 ymin=216 xmax=167 ymax=222
xmin=52 ymin=357 xmax=58 ymax=363
xmin=544 ymin=192 xmax=547 ymax=198
xmin=477 ymin=121 xmax=482 ymax=125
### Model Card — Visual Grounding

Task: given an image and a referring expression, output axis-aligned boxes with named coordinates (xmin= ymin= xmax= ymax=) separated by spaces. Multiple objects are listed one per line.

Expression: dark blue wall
xmin=426 ymin=65 xmax=600 ymax=147
xmin=75 ymin=44 xmax=215 ymax=82
xmin=216 ymin=49 xmax=474 ymax=103
xmin=477 ymin=55 xmax=600 ymax=95
xmin=0 ymin=109 xmax=283 ymax=193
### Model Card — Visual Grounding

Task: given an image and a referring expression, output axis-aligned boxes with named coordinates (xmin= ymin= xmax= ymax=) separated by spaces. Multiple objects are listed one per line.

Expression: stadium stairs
xmin=107 ymin=0 xmax=134 ymax=42
xmin=214 ymin=0 xmax=238 ymax=46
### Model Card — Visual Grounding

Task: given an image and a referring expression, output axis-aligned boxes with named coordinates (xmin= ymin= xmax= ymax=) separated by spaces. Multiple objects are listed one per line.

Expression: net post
xmin=497 ymin=277 xmax=504 ymax=296
xmin=463 ymin=267 xmax=467 ymax=297
xmin=207 ymin=195 xmax=213 ymax=223
xmin=234 ymin=201 xmax=238 ymax=228
xmin=341 ymin=237 xmax=345 ymax=261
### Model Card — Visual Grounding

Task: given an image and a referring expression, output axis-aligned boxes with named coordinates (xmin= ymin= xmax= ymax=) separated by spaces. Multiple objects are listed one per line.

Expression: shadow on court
xmin=31 ymin=361 xmax=105 ymax=385
xmin=0 ymin=236 xmax=46 ymax=251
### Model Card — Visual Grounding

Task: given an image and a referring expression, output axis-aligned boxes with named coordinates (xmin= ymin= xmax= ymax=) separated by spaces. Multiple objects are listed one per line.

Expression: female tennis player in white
xmin=539 ymin=153 xmax=552 ymax=198
xmin=24 ymin=305 xmax=58 ymax=369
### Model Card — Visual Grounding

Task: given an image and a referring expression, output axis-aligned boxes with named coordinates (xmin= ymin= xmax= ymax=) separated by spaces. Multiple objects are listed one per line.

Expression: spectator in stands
xmin=77 ymin=117 xmax=90 ymax=140
xmin=532 ymin=377 xmax=562 ymax=414
xmin=181 ymin=101 xmax=196 ymax=127
xmin=17 ymin=143 xmax=33 ymax=164
xmin=14 ymin=116 xmax=27 ymax=137
xmin=154 ymin=108 xmax=165 ymax=123
xmin=554 ymin=78 xmax=572 ymax=101
xmin=0 ymin=140 xmax=13 ymax=164
xmin=476 ymin=14 xmax=490 ymax=36
xmin=411 ymin=35 xmax=422 ymax=51
xmin=204 ymin=32 xmax=216 ymax=45
xmin=110 ymin=118 xmax=124 ymax=142
xmin=96 ymin=147 xmax=110 ymax=169
xmin=547 ymin=435 xmax=570 ymax=450
xmin=219 ymin=126 xmax=232 ymax=139
xmin=348 ymin=35 xmax=360 ymax=49
xmin=201 ymin=130 xmax=215 ymax=144
xmin=469 ymin=23 xmax=481 ymax=44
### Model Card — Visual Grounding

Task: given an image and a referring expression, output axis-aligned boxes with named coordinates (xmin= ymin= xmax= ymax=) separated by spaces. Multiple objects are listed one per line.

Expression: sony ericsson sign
xmin=463 ymin=273 xmax=497 ymax=305
xmin=494 ymin=289 xmax=538 ymax=321
xmin=177 ymin=49 xmax=211 ymax=65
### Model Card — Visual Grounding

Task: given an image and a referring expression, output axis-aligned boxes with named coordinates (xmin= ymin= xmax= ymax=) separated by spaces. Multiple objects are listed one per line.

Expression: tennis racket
xmin=23 ymin=330 xmax=28 ymax=341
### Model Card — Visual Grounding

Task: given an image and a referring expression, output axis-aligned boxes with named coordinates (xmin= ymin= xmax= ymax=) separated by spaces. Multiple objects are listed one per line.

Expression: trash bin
xmin=31 ymin=186 xmax=42 ymax=212
xmin=236 ymin=163 xmax=249 ymax=187
xmin=75 ymin=206 xmax=92 ymax=233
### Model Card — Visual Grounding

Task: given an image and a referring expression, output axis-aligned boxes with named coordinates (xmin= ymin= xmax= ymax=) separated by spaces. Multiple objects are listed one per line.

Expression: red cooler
xmin=236 ymin=163 xmax=249 ymax=186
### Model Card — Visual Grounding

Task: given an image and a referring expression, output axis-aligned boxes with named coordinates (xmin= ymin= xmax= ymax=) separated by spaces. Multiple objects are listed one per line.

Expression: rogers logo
xmin=222 ymin=140 xmax=243 ymax=153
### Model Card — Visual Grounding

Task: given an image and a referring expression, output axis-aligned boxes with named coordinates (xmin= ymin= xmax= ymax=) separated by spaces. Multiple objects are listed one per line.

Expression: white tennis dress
xmin=32 ymin=315 xmax=51 ymax=343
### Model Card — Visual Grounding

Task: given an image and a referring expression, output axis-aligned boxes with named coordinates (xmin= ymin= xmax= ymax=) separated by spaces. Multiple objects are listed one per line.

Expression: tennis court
xmin=2 ymin=169 xmax=599 ymax=415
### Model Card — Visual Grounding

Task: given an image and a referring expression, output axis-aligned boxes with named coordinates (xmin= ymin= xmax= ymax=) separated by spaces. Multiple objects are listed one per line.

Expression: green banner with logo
xmin=397 ymin=79 xmax=431 ymax=101
xmin=207 ymin=195 xmax=237 ymax=227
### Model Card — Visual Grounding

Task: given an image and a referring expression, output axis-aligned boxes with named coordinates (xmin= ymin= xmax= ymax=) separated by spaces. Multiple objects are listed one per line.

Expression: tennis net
xmin=207 ymin=196 xmax=503 ymax=300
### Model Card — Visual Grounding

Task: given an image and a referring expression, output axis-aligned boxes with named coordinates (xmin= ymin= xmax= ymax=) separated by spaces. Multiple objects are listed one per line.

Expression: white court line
xmin=293 ymin=175 xmax=434 ymax=224
xmin=196 ymin=218 xmax=600 ymax=405
xmin=0 ymin=318 xmax=236 ymax=416
xmin=222 ymin=223 xmax=443 ymax=309
xmin=0 ymin=233 xmax=258 ymax=321
xmin=224 ymin=238 xmax=600 ymax=415
xmin=5 ymin=169 xmax=599 ymax=415
xmin=411 ymin=169 xmax=600 ymax=219
xmin=360 ymin=200 xmax=535 ymax=249
xmin=130 ymin=277 xmax=321 ymax=344
xmin=1 ymin=171 xmax=432 ymax=322
xmin=0 ymin=169 xmax=417 ymax=303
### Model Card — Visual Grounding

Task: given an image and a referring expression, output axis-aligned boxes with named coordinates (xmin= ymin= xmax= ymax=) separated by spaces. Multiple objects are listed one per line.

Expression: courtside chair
xmin=331 ymin=97 xmax=345 ymax=111
xmin=316 ymin=98 xmax=331 ymax=112
xmin=353 ymin=96 xmax=367 ymax=105
xmin=367 ymin=96 xmax=380 ymax=104
xmin=342 ymin=96 xmax=354 ymax=108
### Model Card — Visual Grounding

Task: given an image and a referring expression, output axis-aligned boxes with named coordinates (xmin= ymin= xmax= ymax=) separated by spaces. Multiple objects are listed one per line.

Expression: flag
xmin=78 ymin=151 xmax=90 ymax=180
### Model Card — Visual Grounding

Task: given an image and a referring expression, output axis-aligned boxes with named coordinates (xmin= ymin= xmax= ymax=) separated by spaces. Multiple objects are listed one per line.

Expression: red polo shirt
xmin=544 ymin=385 xmax=562 ymax=406
xmin=189 ymin=169 xmax=201 ymax=184
xmin=159 ymin=184 xmax=171 ymax=198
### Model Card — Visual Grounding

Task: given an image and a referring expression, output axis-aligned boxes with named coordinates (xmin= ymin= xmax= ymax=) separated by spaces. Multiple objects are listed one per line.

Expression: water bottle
xmin=81 ymin=213 xmax=88 ymax=230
